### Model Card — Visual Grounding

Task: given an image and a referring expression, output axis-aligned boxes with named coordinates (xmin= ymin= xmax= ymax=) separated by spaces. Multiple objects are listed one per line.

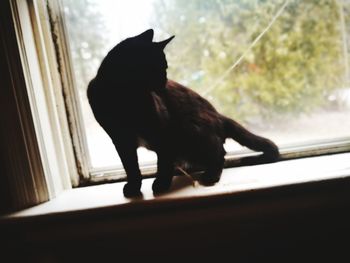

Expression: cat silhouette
xmin=87 ymin=29 xmax=279 ymax=197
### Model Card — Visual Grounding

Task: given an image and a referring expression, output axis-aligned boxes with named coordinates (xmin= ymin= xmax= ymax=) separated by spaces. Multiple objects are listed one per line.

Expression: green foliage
xmin=152 ymin=0 xmax=345 ymax=123
xmin=62 ymin=0 xmax=347 ymax=124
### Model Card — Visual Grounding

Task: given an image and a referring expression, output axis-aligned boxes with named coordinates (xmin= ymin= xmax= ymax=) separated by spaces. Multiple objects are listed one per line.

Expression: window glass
xmin=62 ymin=0 xmax=350 ymax=169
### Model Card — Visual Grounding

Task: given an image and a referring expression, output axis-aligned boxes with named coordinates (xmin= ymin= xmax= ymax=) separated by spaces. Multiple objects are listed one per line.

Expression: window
xmin=1 ymin=0 xmax=350 ymax=214
xmin=58 ymin=0 xmax=350 ymax=183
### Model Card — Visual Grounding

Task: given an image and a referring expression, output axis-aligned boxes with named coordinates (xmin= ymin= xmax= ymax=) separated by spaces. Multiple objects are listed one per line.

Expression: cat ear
xmin=137 ymin=29 xmax=154 ymax=42
xmin=155 ymin=35 xmax=175 ymax=50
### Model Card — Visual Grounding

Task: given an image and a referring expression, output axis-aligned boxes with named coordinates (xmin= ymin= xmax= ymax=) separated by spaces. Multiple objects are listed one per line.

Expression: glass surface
xmin=62 ymin=0 xmax=350 ymax=169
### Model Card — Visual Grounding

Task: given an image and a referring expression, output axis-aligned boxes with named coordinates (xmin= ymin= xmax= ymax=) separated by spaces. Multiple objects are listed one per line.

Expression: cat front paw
xmin=152 ymin=179 xmax=172 ymax=195
xmin=123 ymin=182 xmax=142 ymax=198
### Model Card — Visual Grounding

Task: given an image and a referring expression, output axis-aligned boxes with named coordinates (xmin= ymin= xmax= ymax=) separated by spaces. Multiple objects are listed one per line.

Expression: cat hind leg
xmin=199 ymin=160 xmax=224 ymax=186
xmin=199 ymin=140 xmax=225 ymax=186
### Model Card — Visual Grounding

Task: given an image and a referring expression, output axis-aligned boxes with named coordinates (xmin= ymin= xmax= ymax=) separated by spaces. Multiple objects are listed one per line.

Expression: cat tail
xmin=222 ymin=116 xmax=280 ymax=163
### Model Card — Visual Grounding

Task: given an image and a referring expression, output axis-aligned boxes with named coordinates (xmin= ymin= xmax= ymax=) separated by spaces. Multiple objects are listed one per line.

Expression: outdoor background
xmin=61 ymin=0 xmax=350 ymax=169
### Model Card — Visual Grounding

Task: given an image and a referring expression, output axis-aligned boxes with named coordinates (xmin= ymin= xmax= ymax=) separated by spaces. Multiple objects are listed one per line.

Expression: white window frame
xmin=14 ymin=0 xmax=76 ymax=192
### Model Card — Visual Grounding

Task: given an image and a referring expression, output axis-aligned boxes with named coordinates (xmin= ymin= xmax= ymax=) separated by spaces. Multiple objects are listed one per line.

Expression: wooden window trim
xmin=0 ymin=0 xmax=48 ymax=212
xmin=0 ymin=0 xmax=82 ymax=213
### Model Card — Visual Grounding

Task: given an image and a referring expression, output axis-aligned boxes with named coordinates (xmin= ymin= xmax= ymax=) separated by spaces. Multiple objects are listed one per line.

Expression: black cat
xmin=87 ymin=29 xmax=279 ymax=197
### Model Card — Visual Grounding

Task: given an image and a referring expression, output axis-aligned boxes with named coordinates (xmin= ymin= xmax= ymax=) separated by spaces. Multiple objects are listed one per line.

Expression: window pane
xmin=62 ymin=0 xmax=350 ymax=169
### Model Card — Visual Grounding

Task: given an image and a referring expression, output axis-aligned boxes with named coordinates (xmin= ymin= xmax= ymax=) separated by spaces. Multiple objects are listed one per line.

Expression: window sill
xmin=2 ymin=153 xmax=350 ymax=261
xmin=3 ymin=152 xmax=350 ymax=219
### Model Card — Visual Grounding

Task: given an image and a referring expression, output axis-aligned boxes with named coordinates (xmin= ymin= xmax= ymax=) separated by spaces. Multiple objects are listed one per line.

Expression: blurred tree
xmin=62 ymin=0 xmax=108 ymax=91
xmin=152 ymin=0 xmax=344 ymax=124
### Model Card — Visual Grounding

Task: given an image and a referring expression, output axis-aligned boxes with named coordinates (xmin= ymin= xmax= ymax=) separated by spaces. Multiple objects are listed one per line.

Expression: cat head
xmin=110 ymin=29 xmax=174 ymax=93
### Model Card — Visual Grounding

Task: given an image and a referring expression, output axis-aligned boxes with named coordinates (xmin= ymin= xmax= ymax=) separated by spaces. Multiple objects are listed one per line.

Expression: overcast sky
xmin=97 ymin=0 xmax=156 ymax=49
